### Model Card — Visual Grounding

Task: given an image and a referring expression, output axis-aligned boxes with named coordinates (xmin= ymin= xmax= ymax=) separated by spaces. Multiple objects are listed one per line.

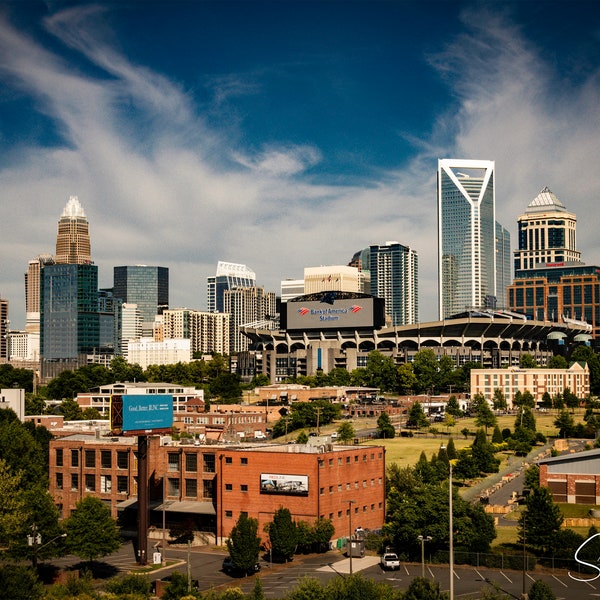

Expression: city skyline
xmin=1 ymin=1 xmax=600 ymax=330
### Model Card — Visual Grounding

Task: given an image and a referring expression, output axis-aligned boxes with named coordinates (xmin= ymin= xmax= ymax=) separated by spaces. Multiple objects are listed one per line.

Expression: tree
xmin=548 ymin=354 xmax=568 ymax=369
xmin=554 ymin=410 xmax=576 ymax=438
xmin=520 ymin=353 xmax=538 ymax=368
xmin=162 ymin=570 xmax=200 ymax=600
xmin=266 ymin=507 xmax=298 ymax=562
xmin=311 ymin=517 xmax=335 ymax=552
xmin=403 ymin=576 xmax=446 ymax=600
xmin=63 ymin=496 xmax=121 ymax=564
xmin=474 ymin=400 xmax=497 ymax=434
xmin=0 ymin=564 xmax=44 ymax=600
xmin=58 ymin=397 xmax=83 ymax=420
xmin=528 ymin=579 xmax=556 ymax=600
xmin=210 ymin=372 xmax=242 ymax=401
xmin=471 ymin=429 xmax=500 ymax=474
xmin=226 ymin=513 xmax=261 ymax=575
xmin=492 ymin=388 xmax=507 ymax=411
xmin=446 ymin=395 xmax=462 ymax=417
xmin=0 ymin=459 xmax=27 ymax=554
xmin=406 ymin=401 xmax=428 ymax=429
xmin=364 ymin=351 xmax=399 ymax=392
xmin=412 ymin=349 xmax=440 ymax=393
xmin=520 ymin=486 xmax=563 ymax=554
xmin=376 ymin=412 xmax=395 ymax=439
xmin=337 ymin=421 xmax=355 ymax=444
xmin=397 ymin=363 xmax=417 ymax=394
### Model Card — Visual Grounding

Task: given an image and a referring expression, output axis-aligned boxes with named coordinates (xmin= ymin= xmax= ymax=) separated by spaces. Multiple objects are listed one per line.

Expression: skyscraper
xmin=495 ymin=223 xmax=512 ymax=308
xmin=55 ymin=196 xmax=92 ymax=264
xmin=368 ymin=242 xmax=418 ymax=326
xmin=207 ymin=262 xmax=256 ymax=313
xmin=513 ymin=187 xmax=581 ymax=272
xmin=40 ymin=263 xmax=100 ymax=379
xmin=0 ymin=296 xmax=8 ymax=362
xmin=437 ymin=159 xmax=496 ymax=319
xmin=24 ymin=254 xmax=55 ymax=333
xmin=113 ymin=266 xmax=169 ymax=333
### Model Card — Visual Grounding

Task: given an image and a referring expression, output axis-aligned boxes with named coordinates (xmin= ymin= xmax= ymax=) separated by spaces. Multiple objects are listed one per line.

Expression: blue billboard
xmin=114 ymin=394 xmax=173 ymax=434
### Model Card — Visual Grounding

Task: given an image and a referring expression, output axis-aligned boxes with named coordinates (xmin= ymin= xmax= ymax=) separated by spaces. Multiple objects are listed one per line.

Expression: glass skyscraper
xmin=113 ymin=266 xmax=169 ymax=329
xmin=437 ymin=159 xmax=496 ymax=319
xmin=368 ymin=241 xmax=418 ymax=326
xmin=207 ymin=261 xmax=256 ymax=313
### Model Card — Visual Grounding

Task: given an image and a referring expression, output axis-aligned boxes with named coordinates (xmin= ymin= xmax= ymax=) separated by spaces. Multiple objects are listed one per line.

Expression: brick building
xmin=538 ymin=448 xmax=600 ymax=504
xmin=48 ymin=435 xmax=385 ymax=545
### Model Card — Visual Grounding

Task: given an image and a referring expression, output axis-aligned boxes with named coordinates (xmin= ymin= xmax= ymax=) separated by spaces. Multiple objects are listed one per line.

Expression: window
xmin=225 ymin=510 xmax=233 ymax=518
xmin=71 ymin=473 xmax=79 ymax=491
xmin=71 ymin=449 xmax=79 ymax=467
xmin=320 ymin=487 xmax=324 ymax=495
xmin=328 ymin=459 xmax=333 ymax=466
xmin=241 ymin=484 xmax=248 ymax=492
xmin=185 ymin=479 xmax=198 ymax=497
xmin=186 ymin=453 xmax=197 ymax=472
xmin=101 ymin=450 xmax=111 ymax=469
xmin=85 ymin=474 xmax=95 ymax=492
xmin=225 ymin=483 xmax=233 ymax=491
xmin=168 ymin=453 xmax=180 ymax=472
xmin=203 ymin=454 xmax=215 ymax=473
xmin=56 ymin=472 xmax=63 ymax=490
xmin=240 ymin=457 xmax=248 ymax=465
xmin=117 ymin=451 xmax=128 ymax=470
xmin=203 ymin=479 xmax=214 ymax=499
xmin=337 ymin=511 xmax=342 ymax=518
xmin=225 ymin=457 xmax=232 ymax=464
xmin=117 ymin=476 xmax=128 ymax=494
xmin=168 ymin=478 xmax=180 ymax=496
xmin=85 ymin=450 xmax=95 ymax=468
xmin=100 ymin=475 xmax=112 ymax=493
xmin=346 ymin=457 xmax=350 ymax=464
xmin=56 ymin=448 xmax=63 ymax=467
xmin=329 ymin=486 xmax=334 ymax=494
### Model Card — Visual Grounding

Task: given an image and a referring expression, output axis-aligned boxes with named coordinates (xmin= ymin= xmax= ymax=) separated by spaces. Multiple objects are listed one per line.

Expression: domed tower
xmin=55 ymin=196 xmax=92 ymax=264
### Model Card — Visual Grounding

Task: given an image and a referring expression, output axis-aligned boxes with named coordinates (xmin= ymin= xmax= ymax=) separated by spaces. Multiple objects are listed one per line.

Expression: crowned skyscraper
xmin=55 ymin=196 xmax=92 ymax=264
xmin=437 ymin=159 xmax=500 ymax=319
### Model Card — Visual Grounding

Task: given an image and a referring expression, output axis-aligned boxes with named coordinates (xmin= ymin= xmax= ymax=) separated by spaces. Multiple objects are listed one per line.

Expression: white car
xmin=380 ymin=552 xmax=400 ymax=570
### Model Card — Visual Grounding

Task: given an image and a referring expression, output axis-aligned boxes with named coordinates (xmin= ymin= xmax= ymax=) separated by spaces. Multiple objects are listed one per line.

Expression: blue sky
xmin=1 ymin=0 xmax=600 ymax=330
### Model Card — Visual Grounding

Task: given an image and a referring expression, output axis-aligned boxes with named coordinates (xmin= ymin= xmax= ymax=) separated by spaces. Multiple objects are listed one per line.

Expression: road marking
xmin=500 ymin=571 xmax=513 ymax=583
xmin=427 ymin=565 xmax=435 ymax=579
xmin=552 ymin=575 xmax=568 ymax=588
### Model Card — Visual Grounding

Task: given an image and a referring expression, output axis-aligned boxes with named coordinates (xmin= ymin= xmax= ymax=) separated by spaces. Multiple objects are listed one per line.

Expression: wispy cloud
xmin=1 ymin=4 xmax=599 ymax=330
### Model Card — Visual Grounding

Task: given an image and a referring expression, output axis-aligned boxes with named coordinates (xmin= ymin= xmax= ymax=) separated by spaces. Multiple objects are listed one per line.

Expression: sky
xmin=1 ymin=0 xmax=600 ymax=331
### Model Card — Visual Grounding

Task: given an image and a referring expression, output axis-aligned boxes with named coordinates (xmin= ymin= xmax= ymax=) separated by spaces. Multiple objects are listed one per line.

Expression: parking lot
xmin=48 ymin=541 xmax=600 ymax=599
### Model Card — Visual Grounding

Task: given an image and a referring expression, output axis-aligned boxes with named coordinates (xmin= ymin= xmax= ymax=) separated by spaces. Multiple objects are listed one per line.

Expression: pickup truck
xmin=380 ymin=552 xmax=400 ymax=570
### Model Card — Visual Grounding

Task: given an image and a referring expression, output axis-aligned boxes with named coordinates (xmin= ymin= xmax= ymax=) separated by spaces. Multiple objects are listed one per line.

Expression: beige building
xmin=303 ymin=265 xmax=363 ymax=295
xmin=162 ymin=308 xmax=230 ymax=355
xmin=54 ymin=196 xmax=92 ymax=265
xmin=470 ymin=362 xmax=589 ymax=408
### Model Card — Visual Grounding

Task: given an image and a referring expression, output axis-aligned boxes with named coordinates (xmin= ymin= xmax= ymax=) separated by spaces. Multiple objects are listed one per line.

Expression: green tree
xmin=407 ymin=401 xmax=428 ymax=429
xmin=403 ymin=576 xmax=447 ymax=600
xmin=0 ymin=564 xmax=44 ymax=600
xmin=571 ymin=345 xmax=600 ymax=395
xmin=210 ymin=372 xmax=242 ymax=401
xmin=63 ymin=496 xmax=121 ymax=565
xmin=528 ymin=579 xmax=556 ymax=600
xmin=563 ymin=387 xmax=580 ymax=411
xmin=296 ymin=430 xmax=308 ymax=444
xmin=548 ymin=355 xmax=569 ymax=369
xmin=104 ymin=573 xmax=152 ymax=597
xmin=471 ymin=429 xmax=500 ymax=474
xmin=520 ymin=353 xmax=538 ymax=368
xmin=0 ymin=459 xmax=27 ymax=554
xmin=554 ymin=410 xmax=576 ymax=438
xmin=492 ymin=388 xmax=507 ymax=411
xmin=284 ymin=577 xmax=328 ymax=600
xmin=161 ymin=570 xmax=200 ymax=600
xmin=412 ymin=349 xmax=440 ymax=393
xmin=58 ymin=397 xmax=84 ymax=420
xmin=474 ymin=399 xmax=497 ymax=434
xmin=266 ymin=507 xmax=298 ymax=562
xmin=312 ymin=517 xmax=335 ymax=552
xmin=397 ymin=363 xmax=417 ymax=394
xmin=491 ymin=425 xmax=503 ymax=444
xmin=445 ymin=395 xmax=462 ymax=417
xmin=226 ymin=513 xmax=261 ymax=575
xmin=365 ymin=351 xmax=399 ymax=392
xmin=376 ymin=412 xmax=395 ymax=439
xmin=337 ymin=421 xmax=356 ymax=444
xmin=520 ymin=486 xmax=563 ymax=554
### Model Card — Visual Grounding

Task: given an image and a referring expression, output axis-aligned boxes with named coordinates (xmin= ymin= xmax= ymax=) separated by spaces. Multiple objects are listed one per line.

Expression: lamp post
xmin=522 ymin=514 xmax=527 ymax=599
xmin=417 ymin=535 xmax=432 ymax=578
xmin=348 ymin=500 xmax=354 ymax=575
xmin=28 ymin=525 xmax=67 ymax=569
xmin=441 ymin=445 xmax=454 ymax=600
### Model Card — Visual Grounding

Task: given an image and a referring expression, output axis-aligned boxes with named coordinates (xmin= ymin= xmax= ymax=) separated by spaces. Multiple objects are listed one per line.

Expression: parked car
xmin=222 ymin=557 xmax=261 ymax=576
xmin=380 ymin=552 xmax=400 ymax=570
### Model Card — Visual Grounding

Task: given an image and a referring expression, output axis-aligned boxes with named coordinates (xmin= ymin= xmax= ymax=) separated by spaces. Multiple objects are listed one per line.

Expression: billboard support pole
xmin=137 ymin=434 xmax=149 ymax=565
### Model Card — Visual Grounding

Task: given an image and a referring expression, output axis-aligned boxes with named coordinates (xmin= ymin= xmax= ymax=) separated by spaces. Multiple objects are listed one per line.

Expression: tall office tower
xmin=224 ymin=287 xmax=276 ymax=353
xmin=24 ymin=254 xmax=55 ymax=333
xmin=303 ymin=265 xmax=362 ymax=294
xmin=120 ymin=303 xmax=142 ymax=358
xmin=113 ymin=266 xmax=169 ymax=334
xmin=348 ymin=248 xmax=371 ymax=294
xmin=40 ymin=263 xmax=99 ymax=380
xmin=495 ymin=223 xmax=512 ymax=308
xmin=55 ymin=196 xmax=92 ymax=264
xmin=0 ymin=296 xmax=8 ymax=362
xmin=207 ymin=262 xmax=256 ymax=313
xmin=369 ymin=241 xmax=418 ymax=326
xmin=438 ymin=159 xmax=496 ymax=319
xmin=513 ymin=187 xmax=581 ymax=272
xmin=162 ymin=308 xmax=230 ymax=355
xmin=280 ymin=279 xmax=305 ymax=303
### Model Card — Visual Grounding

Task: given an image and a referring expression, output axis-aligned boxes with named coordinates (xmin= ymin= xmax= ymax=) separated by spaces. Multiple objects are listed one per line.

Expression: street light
xmin=28 ymin=524 xmax=67 ymax=569
xmin=440 ymin=445 xmax=454 ymax=600
xmin=348 ymin=500 xmax=356 ymax=575
xmin=417 ymin=535 xmax=432 ymax=578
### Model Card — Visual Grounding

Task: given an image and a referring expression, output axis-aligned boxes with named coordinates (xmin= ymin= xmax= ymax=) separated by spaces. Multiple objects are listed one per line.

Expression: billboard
xmin=110 ymin=394 xmax=173 ymax=435
xmin=282 ymin=294 xmax=385 ymax=331
xmin=260 ymin=473 xmax=309 ymax=496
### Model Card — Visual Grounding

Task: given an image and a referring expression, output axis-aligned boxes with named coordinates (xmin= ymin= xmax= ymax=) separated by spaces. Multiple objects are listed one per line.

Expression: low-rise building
xmin=539 ymin=448 xmax=600 ymax=504
xmin=48 ymin=435 xmax=385 ymax=545
xmin=470 ymin=363 xmax=589 ymax=408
